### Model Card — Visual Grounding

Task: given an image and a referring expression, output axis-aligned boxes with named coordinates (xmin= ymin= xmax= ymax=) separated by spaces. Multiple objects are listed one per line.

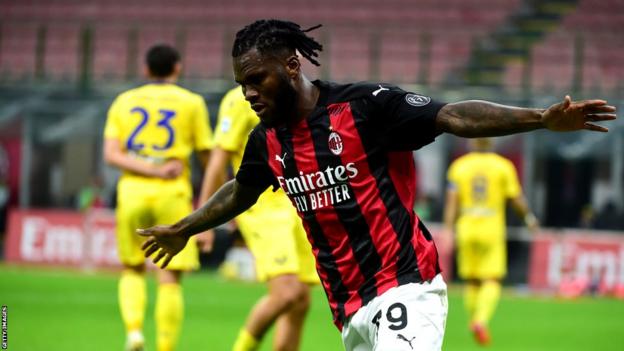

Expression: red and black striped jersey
xmin=236 ymin=80 xmax=446 ymax=329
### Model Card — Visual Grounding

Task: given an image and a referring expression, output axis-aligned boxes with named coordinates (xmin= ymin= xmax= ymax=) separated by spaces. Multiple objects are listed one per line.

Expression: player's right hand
xmin=525 ymin=213 xmax=540 ymax=234
xmin=437 ymin=228 xmax=454 ymax=257
xmin=137 ymin=225 xmax=189 ymax=268
xmin=156 ymin=159 xmax=184 ymax=179
xmin=195 ymin=229 xmax=216 ymax=253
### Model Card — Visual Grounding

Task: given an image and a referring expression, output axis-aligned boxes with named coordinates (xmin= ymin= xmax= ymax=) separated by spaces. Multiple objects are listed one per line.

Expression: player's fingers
xmin=161 ymin=254 xmax=173 ymax=269
xmin=585 ymin=105 xmax=616 ymax=114
xmin=586 ymin=113 xmax=617 ymax=122
xmin=581 ymin=99 xmax=608 ymax=107
xmin=584 ymin=123 xmax=608 ymax=132
xmin=141 ymin=237 xmax=155 ymax=250
xmin=152 ymin=249 xmax=167 ymax=265
xmin=562 ymin=95 xmax=572 ymax=110
xmin=168 ymin=159 xmax=184 ymax=167
xmin=136 ymin=228 xmax=151 ymax=237
xmin=143 ymin=242 xmax=160 ymax=257
xmin=162 ymin=170 xmax=176 ymax=179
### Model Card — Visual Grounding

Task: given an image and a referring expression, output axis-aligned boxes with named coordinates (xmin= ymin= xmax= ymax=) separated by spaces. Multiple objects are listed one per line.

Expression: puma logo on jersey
xmin=275 ymin=152 xmax=287 ymax=168
xmin=397 ymin=334 xmax=415 ymax=350
xmin=372 ymin=85 xmax=389 ymax=96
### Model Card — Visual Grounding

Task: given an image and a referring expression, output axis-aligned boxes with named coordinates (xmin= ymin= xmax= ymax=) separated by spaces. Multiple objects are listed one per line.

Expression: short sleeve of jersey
xmin=103 ymin=96 xmax=122 ymax=140
xmin=235 ymin=128 xmax=278 ymax=190
xmin=192 ymin=94 xmax=213 ymax=151
xmin=365 ymin=84 xmax=446 ymax=150
xmin=214 ymin=88 xmax=252 ymax=152
xmin=503 ymin=159 xmax=521 ymax=199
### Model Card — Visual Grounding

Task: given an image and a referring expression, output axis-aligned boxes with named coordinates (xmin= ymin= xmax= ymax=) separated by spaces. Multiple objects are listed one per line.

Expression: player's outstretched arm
xmin=436 ymin=95 xmax=616 ymax=137
xmin=138 ymin=179 xmax=265 ymax=268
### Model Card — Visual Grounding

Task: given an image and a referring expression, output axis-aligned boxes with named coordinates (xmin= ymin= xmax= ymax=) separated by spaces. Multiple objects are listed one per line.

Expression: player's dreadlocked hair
xmin=232 ymin=19 xmax=323 ymax=66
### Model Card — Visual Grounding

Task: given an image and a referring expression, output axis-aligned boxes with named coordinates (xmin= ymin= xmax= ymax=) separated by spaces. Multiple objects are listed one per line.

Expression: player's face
xmin=234 ymin=49 xmax=298 ymax=127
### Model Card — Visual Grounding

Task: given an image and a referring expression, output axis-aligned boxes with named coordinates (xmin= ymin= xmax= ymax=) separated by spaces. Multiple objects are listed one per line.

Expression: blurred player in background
xmin=103 ymin=44 xmax=212 ymax=351
xmin=137 ymin=20 xmax=616 ymax=351
xmin=198 ymin=86 xmax=318 ymax=351
xmin=442 ymin=138 xmax=539 ymax=346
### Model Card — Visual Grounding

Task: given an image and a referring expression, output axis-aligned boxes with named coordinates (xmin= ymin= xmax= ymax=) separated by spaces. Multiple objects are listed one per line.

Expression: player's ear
xmin=173 ymin=62 xmax=183 ymax=77
xmin=285 ymin=54 xmax=301 ymax=78
xmin=143 ymin=65 xmax=151 ymax=79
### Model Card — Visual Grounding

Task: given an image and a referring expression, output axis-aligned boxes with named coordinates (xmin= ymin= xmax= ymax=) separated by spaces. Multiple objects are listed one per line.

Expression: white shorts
xmin=341 ymin=274 xmax=448 ymax=351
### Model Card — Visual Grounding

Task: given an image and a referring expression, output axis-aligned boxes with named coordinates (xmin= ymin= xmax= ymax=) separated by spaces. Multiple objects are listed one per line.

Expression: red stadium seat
xmin=44 ymin=24 xmax=81 ymax=81
xmin=93 ymin=25 xmax=130 ymax=81
xmin=501 ymin=0 xmax=624 ymax=93
xmin=0 ymin=0 xmax=545 ymax=87
xmin=183 ymin=26 xmax=227 ymax=80
xmin=0 ymin=23 xmax=38 ymax=80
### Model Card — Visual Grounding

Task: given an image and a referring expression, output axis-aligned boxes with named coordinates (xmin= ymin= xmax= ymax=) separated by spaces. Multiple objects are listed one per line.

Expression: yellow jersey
xmin=447 ymin=152 xmax=521 ymax=239
xmin=104 ymin=83 xmax=212 ymax=198
xmin=214 ymin=86 xmax=291 ymax=208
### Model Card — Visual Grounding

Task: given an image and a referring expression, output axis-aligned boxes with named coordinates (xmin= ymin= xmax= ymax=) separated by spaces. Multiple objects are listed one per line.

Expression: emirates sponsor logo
xmin=328 ymin=132 xmax=343 ymax=155
xmin=277 ymin=163 xmax=359 ymax=212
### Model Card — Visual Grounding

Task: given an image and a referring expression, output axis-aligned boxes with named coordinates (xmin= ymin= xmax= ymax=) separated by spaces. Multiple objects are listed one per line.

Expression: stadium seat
xmin=502 ymin=0 xmax=624 ymax=92
xmin=93 ymin=26 xmax=130 ymax=81
xmin=0 ymin=0 xmax=562 ymax=88
xmin=44 ymin=24 xmax=81 ymax=81
xmin=183 ymin=26 xmax=227 ymax=80
xmin=0 ymin=23 xmax=38 ymax=80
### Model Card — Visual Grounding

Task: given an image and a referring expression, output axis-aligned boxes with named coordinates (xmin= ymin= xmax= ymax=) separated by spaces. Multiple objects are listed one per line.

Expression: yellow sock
xmin=156 ymin=283 xmax=184 ymax=351
xmin=118 ymin=270 xmax=146 ymax=332
xmin=474 ymin=280 xmax=502 ymax=325
xmin=232 ymin=328 xmax=259 ymax=351
xmin=464 ymin=284 xmax=479 ymax=321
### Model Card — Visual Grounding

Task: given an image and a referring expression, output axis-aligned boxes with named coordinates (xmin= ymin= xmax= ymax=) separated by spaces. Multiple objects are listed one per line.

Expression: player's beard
xmin=265 ymin=75 xmax=298 ymax=128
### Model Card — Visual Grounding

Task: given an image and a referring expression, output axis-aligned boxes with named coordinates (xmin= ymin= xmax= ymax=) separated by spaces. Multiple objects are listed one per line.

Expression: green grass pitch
xmin=0 ymin=265 xmax=622 ymax=350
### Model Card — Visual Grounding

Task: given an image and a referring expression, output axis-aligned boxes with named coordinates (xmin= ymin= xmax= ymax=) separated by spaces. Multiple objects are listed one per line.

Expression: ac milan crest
xmin=328 ymin=131 xmax=343 ymax=155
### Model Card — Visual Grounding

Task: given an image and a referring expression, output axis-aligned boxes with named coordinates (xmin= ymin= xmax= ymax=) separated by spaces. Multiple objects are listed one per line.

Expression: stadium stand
xmin=92 ymin=25 xmax=129 ymax=81
xmin=0 ymin=0 xmax=522 ymax=86
xmin=44 ymin=24 xmax=81 ymax=81
xmin=0 ymin=23 xmax=38 ymax=81
xmin=501 ymin=0 xmax=624 ymax=93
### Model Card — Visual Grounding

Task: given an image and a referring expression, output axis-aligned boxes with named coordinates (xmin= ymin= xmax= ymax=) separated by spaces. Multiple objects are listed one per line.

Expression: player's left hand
xmin=542 ymin=95 xmax=616 ymax=132
xmin=137 ymin=225 xmax=190 ymax=268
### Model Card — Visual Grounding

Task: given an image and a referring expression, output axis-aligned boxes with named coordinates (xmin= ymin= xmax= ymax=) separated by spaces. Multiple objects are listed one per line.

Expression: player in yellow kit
xmin=103 ymin=44 xmax=212 ymax=351
xmin=442 ymin=138 xmax=538 ymax=346
xmin=199 ymin=86 xmax=318 ymax=351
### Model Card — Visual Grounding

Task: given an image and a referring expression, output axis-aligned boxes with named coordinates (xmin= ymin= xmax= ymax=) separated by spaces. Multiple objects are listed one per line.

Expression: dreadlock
xmin=232 ymin=19 xmax=323 ymax=66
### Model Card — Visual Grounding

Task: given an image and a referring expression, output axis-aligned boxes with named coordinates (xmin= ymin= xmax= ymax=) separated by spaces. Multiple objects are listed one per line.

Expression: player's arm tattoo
xmin=436 ymin=100 xmax=545 ymax=137
xmin=173 ymin=179 xmax=264 ymax=237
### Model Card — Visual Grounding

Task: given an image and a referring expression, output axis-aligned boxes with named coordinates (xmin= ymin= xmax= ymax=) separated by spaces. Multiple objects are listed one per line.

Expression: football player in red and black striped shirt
xmin=139 ymin=19 xmax=617 ymax=351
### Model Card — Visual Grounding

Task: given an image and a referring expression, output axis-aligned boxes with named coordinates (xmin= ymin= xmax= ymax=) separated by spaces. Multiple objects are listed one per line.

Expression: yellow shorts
xmin=456 ymin=233 xmax=506 ymax=280
xmin=116 ymin=191 xmax=198 ymax=271
xmin=236 ymin=205 xmax=319 ymax=284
